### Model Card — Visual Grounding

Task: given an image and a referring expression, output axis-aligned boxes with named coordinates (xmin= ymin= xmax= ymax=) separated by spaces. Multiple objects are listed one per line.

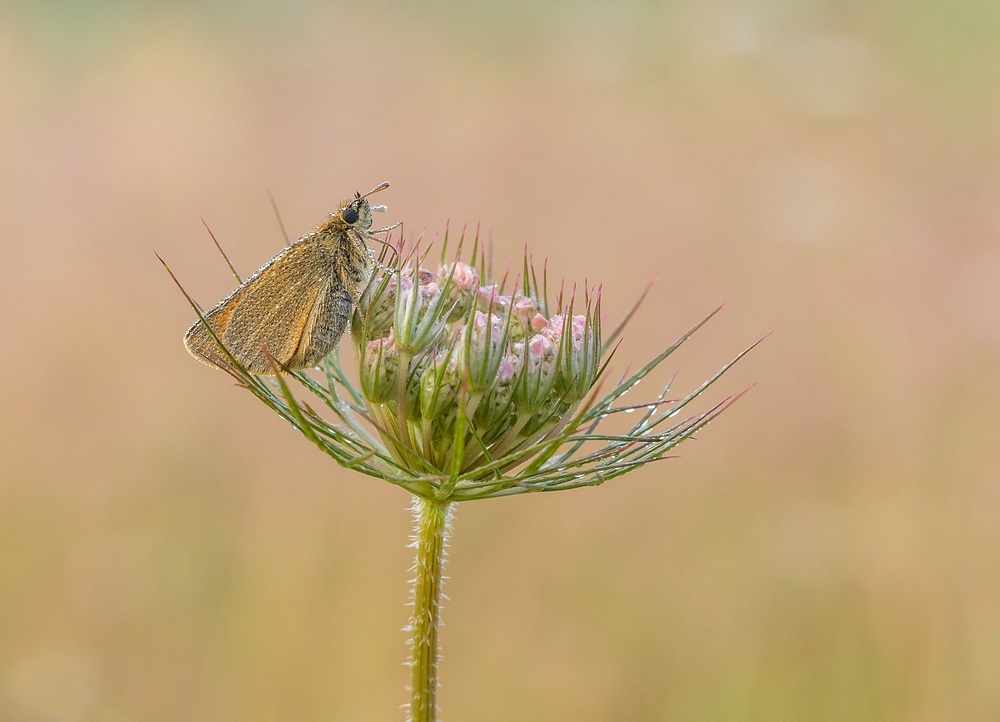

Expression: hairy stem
xmin=408 ymin=496 xmax=453 ymax=722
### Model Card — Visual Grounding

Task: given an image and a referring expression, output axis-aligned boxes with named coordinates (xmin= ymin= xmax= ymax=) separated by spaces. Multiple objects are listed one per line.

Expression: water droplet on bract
xmin=646 ymin=405 xmax=656 ymax=411
xmin=624 ymin=408 xmax=635 ymax=413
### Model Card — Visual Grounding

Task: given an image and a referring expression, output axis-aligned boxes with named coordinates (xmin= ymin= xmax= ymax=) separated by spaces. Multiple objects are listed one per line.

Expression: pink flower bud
xmin=365 ymin=328 xmax=395 ymax=358
xmin=542 ymin=314 xmax=564 ymax=341
xmin=530 ymin=313 xmax=548 ymax=332
xmin=497 ymin=357 xmax=518 ymax=382
xmin=513 ymin=294 xmax=537 ymax=317
xmin=478 ymin=284 xmax=513 ymax=310
xmin=447 ymin=262 xmax=479 ymax=291
xmin=528 ymin=333 xmax=553 ymax=359
xmin=389 ymin=275 xmax=414 ymax=295
xmin=472 ymin=311 xmax=504 ymax=341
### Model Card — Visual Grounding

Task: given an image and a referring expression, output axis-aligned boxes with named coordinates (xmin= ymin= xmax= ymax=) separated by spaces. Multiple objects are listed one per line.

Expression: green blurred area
xmin=2 ymin=1 xmax=1000 ymax=720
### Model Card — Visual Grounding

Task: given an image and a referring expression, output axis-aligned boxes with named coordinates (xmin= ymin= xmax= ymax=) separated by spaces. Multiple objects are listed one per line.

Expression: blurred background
xmin=2 ymin=1 xmax=999 ymax=720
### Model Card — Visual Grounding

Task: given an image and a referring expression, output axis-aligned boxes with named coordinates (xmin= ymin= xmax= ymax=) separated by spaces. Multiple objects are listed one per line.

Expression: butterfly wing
xmin=183 ymin=279 xmax=253 ymax=373
xmin=184 ymin=239 xmax=339 ymax=374
xmin=288 ymin=281 xmax=355 ymax=370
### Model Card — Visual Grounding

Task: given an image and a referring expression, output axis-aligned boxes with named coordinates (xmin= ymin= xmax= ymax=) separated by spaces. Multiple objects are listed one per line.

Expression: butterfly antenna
xmin=361 ymin=180 xmax=390 ymax=199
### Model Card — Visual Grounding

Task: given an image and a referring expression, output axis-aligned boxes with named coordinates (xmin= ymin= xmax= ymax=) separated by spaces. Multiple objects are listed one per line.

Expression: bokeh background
xmin=2 ymin=1 xmax=1000 ymax=720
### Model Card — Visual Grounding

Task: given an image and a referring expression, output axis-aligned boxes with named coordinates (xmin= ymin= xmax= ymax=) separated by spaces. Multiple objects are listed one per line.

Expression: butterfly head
xmin=336 ymin=181 xmax=390 ymax=232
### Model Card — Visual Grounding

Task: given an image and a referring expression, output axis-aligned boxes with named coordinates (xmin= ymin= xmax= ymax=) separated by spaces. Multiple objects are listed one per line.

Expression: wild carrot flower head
xmin=171 ymin=224 xmax=755 ymax=502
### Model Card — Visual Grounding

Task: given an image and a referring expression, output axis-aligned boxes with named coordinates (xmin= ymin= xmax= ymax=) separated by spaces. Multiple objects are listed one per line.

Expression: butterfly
xmin=184 ymin=181 xmax=396 ymax=375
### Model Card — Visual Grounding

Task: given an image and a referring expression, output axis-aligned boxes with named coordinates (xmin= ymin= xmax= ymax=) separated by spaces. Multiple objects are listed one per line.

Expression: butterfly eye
xmin=341 ymin=206 xmax=359 ymax=224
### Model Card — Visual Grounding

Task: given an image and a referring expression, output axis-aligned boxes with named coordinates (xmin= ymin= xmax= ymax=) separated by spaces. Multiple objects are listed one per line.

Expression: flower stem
xmin=409 ymin=496 xmax=452 ymax=722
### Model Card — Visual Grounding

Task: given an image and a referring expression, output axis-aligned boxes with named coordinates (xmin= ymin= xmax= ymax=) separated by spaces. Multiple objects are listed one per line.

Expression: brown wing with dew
xmin=183 ymin=281 xmax=249 ymax=372
xmin=184 ymin=240 xmax=336 ymax=374
xmin=288 ymin=281 xmax=354 ymax=369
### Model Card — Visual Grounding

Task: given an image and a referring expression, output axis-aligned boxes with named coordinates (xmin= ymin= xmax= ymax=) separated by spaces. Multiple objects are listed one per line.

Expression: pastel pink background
xmin=2 ymin=2 xmax=999 ymax=720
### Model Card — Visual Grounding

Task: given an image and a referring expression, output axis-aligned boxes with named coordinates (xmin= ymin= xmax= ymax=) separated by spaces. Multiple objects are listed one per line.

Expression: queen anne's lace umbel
xmin=177 ymin=228 xmax=753 ymax=502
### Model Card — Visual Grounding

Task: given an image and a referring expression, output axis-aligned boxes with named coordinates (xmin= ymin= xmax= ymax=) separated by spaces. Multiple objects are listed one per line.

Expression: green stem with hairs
xmin=408 ymin=496 xmax=452 ymax=722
